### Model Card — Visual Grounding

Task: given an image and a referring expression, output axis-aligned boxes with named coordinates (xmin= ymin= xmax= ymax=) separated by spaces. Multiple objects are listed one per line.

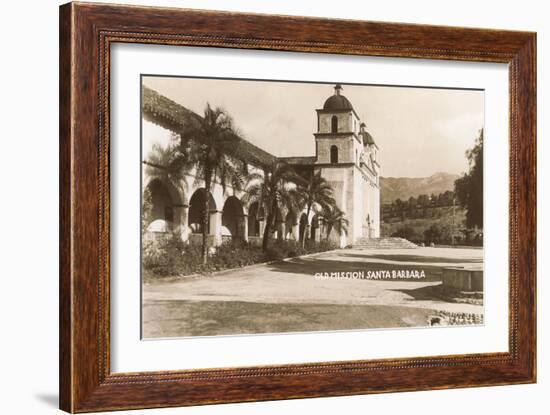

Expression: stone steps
xmin=352 ymin=237 xmax=418 ymax=249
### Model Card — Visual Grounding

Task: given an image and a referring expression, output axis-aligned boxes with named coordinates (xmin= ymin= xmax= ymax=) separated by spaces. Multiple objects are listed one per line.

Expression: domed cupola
xmin=323 ymin=84 xmax=354 ymax=111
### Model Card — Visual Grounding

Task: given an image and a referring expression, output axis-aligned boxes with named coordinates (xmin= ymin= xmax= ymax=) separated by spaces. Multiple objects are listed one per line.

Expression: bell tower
xmin=314 ymin=84 xmax=361 ymax=165
xmin=311 ymin=84 xmax=381 ymax=246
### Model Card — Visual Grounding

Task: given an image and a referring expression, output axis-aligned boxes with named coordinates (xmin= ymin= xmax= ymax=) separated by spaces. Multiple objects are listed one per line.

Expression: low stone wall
xmin=441 ymin=267 xmax=483 ymax=292
xmin=143 ymin=231 xmax=172 ymax=252
xmin=188 ymin=234 xmax=263 ymax=247
xmin=427 ymin=311 xmax=483 ymax=326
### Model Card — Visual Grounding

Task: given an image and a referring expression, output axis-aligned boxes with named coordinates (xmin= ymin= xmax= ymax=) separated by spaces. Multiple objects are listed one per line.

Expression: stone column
xmin=319 ymin=220 xmax=326 ymax=241
xmin=259 ymin=219 xmax=265 ymax=237
xmin=305 ymin=224 xmax=311 ymax=241
xmin=173 ymin=204 xmax=189 ymax=243
xmin=291 ymin=223 xmax=299 ymax=241
xmin=209 ymin=210 xmax=222 ymax=246
xmin=314 ymin=226 xmax=321 ymax=243
xmin=276 ymin=221 xmax=285 ymax=241
xmin=241 ymin=214 xmax=248 ymax=242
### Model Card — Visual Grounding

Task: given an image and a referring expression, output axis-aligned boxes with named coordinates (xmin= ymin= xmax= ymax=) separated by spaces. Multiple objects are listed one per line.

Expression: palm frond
xmin=144 ymin=143 xmax=192 ymax=192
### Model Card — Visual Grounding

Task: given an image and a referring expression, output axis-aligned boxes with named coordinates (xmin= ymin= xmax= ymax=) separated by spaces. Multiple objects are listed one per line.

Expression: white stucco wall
xmin=316 ymin=136 xmax=356 ymax=164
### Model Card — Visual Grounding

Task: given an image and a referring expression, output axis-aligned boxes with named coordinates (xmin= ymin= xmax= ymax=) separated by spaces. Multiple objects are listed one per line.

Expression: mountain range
xmin=379 ymin=172 xmax=460 ymax=204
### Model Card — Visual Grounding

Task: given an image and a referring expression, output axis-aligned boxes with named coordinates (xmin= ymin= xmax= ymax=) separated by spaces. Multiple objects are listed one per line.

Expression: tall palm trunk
xmin=202 ymin=170 xmax=212 ymax=264
xmin=262 ymin=198 xmax=277 ymax=252
xmin=262 ymin=212 xmax=273 ymax=252
xmin=301 ymin=204 xmax=312 ymax=248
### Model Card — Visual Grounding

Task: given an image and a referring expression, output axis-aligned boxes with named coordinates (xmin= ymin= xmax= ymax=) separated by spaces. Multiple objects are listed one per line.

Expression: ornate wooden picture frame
xmin=59 ymin=2 xmax=536 ymax=412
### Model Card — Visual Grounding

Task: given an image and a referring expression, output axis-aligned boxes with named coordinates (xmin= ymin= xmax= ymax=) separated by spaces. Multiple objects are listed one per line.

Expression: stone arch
xmin=188 ymin=188 xmax=216 ymax=234
xmin=222 ymin=196 xmax=245 ymax=240
xmin=144 ymin=178 xmax=183 ymax=233
xmin=143 ymin=174 xmax=185 ymax=204
xmin=331 ymin=115 xmax=338 ymax=133
xmin=330 ymin=145 xmax=339 ymax=164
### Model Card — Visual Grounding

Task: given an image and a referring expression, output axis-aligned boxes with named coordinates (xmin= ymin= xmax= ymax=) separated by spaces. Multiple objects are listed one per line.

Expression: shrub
xmin=391 ymin=225 xmax=418 ymax=241
xmin=142 ymin=231 xmax=195 ymax=277
xmin=265 ymin=244 xmax=287 ymax=261
xmin=144 ymin=235 xmax=338 ymax=279
xmin=265 ymin=239 xmax=336 ymax=261
xmin=314 ymin=240 xmax=337 ymax=253
xmin=211 ymin=240 xmax=264 ymax=270
xmin=424 ymin=223 xmax=453 ymax=245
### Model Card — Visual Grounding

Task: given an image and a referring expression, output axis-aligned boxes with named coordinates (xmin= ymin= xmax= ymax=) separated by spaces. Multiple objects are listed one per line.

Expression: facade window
xmin=331 ymin=115 xmax=338 ymax=133
xmin=330 ymin=145 xmax=339 ymax=164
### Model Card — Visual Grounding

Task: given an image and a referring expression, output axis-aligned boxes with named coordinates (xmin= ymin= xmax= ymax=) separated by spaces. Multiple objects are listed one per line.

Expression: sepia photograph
xmin=140 ymin=76 xmax=484 ymax=339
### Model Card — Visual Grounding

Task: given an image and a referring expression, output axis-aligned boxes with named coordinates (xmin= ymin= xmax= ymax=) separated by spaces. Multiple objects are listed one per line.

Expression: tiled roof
xmin=142 ymin=86 xmax=277 ymax=167
xmin=278 ymin=156 xmax=316 ymax=165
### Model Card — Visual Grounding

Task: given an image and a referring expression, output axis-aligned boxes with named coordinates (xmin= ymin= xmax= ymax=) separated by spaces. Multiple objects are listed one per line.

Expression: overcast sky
xmin=142 ymin=76 xmax=484 ymax=178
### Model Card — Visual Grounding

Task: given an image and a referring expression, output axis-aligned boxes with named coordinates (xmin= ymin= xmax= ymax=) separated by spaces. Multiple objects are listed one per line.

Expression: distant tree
xmin=395 ymin=198 xmax=405 ymax=220
xmin=443 ymin=190 xmax=455 ymax=206
xmin=417 ymin=194 xmax=430 ymax=218
xmin=432 ymin=190 xmax=454 ymax=207
xmin=455 ymin=129 xmax=483 ymax=229
xmin=424 ymin=223 xmax=453 ymax=245
xmin=382 ymin=203 xmax=393 ymax=220
xmin=424 ymin=224 xmax=439 ymax=243
xmin=391 ymin=225 xmax=418 ymax=241
xmin=408 ymin=196 xmax=416 ymax=217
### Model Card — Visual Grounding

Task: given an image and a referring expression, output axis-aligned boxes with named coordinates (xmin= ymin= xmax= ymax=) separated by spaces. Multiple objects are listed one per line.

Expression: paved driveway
xmin=143 ymin=247 xmax=484 ymax=338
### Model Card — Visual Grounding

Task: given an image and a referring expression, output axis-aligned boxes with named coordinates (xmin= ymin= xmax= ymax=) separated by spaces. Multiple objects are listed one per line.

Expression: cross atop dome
xmin=334 ymin=84 xmax=343 ymax=95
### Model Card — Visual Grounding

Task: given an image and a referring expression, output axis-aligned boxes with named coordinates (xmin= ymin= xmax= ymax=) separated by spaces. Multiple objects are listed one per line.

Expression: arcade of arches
xmin=144 ymin=180 xmax=327 ymax=247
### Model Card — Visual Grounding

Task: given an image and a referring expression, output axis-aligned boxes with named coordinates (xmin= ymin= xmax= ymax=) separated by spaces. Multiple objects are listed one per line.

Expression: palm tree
xmin=143 ymin=139 xmax=191 ymax=192
xmin=179 ymin=104 xmax=245 ymax=264
xmin=244 ymin=161 xmax=300 ymax=252
xmin=143 ymin=140 xmax=192 ymax=232
xmin=296 ymin=170 xmax=335 ymax=247
xmin=320 ymin=205 xmax=349 ymax=241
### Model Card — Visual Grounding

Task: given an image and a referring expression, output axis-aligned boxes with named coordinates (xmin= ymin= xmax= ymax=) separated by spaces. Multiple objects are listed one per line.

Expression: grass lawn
xmin=142 ymin=300 xmax=436 ymax=338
